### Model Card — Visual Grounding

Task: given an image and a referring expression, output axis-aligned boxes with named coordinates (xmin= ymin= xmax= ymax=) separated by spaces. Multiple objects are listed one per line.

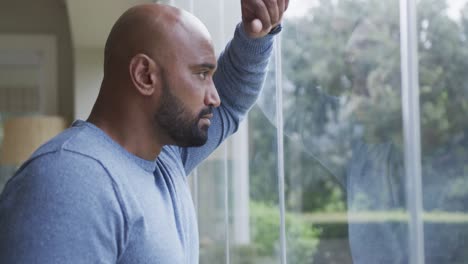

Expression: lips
xmin=201 ymin=113 xmax=213 ymax=120
xmin=199 ymin=107 xmax=213 ymax=127
xmin=199 ymin=106 xmax=213 ymax=118
xmin=199 ymin=113 xmax=213 ymax=127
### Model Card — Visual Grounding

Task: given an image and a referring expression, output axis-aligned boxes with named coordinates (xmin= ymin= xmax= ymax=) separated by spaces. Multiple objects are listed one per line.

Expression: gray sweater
xmin=0 ymin=23 xmax=276 ymax=264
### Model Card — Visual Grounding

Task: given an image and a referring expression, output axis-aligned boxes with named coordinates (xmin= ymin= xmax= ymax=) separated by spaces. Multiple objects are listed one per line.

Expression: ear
xmin=129 ymin=54 xmax=159 ymax=96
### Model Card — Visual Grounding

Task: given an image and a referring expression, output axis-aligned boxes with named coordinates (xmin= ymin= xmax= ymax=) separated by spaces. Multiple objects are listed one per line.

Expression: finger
xmin=263 ymin=0 xmax=280 ymax=25
xmin=252 ymin=0 xmax=272 ymax=31
xmin=250 ymin=18 xmax=263 ymax=34
xmin=242 ymin=4 xmax=261 ymax=33
xmin=278 ymin=0 xmax=285 ymax=17
xmin=277 ymin=0 xmax=286 ymax=21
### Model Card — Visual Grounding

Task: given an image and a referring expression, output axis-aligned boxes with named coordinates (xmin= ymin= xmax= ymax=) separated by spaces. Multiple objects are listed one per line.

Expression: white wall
xmin=73 ymin=48 xmax=104 ymax=120
xmin=66 ymin=0 xmax=152 ymax=120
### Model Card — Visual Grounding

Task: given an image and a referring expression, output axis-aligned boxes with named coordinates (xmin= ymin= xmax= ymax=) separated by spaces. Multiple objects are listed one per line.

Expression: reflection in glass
xmin=256 ymin=0 xmax=468 ymax=263
xmin=193 ymin=0 xmax=468 ymax=263
xmin=258 ymin=0 xmax=407 ymax=263
xmin=419 ymin=0 xmax=468 ymax=263
xmin=236 ymin=60 xmax=282 ymax=264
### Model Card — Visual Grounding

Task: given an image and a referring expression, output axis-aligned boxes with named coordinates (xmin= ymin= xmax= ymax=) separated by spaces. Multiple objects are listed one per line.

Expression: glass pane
xmin=225 ymin=127 xmax=251 ymax=264
xmin=418 ymin=0 xmax=468 ymax=263
xmin=196 ymin=149 xmax=227 ymax=263
xmin=228 ymin=60 xmax=281 ymax=264
xmin=261 ymin=0 xmax=411 ymax=262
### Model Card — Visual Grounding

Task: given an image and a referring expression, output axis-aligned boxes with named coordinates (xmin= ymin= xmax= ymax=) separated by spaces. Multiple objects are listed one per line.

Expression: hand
xmin=241 ymin=0 xmax=289 ymax=38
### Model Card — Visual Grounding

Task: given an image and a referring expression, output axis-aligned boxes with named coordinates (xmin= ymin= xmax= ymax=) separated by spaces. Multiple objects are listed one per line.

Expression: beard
xmin=155 ymin=85 xmax=212 ymax=147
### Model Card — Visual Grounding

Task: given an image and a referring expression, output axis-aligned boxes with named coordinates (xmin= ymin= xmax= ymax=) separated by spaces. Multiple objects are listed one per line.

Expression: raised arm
xmin=178 ymin=0 xmax=289 ymax=174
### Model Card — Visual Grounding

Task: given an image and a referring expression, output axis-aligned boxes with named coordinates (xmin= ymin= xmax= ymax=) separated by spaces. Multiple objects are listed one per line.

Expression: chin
xmin=175 ymin=134 xmax=208 ymax=148
xmin=191 ymin=133 xmax=208 ymax=147
xmin=171 ymin=125 xmax=209 ymax=147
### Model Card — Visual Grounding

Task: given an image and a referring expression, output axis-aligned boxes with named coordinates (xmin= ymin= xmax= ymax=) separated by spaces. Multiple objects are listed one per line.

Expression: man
xmin=0 ymin=1 xmax=287 ymax=263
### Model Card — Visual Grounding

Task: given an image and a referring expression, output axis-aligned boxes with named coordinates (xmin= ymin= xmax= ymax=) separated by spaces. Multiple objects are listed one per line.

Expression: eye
xmin=198 ymin=71 xmax=209 ymax=80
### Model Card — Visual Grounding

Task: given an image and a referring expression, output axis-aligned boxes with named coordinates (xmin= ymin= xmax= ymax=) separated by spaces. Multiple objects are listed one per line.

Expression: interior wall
xmin=73 ymin=48 xmax=103 ymax=120
xmin=65 ymin=0 xmax=152 ymax=120
xmin=0 ymin=0 xmax=74 ymax=122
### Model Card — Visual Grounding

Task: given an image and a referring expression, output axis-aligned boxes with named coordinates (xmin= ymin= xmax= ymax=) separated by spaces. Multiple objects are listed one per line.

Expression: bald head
xmin=103 ymin=3 xmax=213 ymax=77
xmin=89 ymin=3 xmax=220 ymax=157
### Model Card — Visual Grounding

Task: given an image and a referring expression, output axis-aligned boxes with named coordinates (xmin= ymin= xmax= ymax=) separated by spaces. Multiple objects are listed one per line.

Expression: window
xmin=0 ymin=35 xmax=58 ymax=191
xmin=168 ymin=0 xmax=468 ymax=263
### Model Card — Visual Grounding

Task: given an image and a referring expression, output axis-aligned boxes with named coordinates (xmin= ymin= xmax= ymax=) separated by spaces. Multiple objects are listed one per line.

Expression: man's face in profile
xmin=155 ymin=78 xmax=213 ymax=147
xmin=150 ymin=12 xmax=219 ymax=148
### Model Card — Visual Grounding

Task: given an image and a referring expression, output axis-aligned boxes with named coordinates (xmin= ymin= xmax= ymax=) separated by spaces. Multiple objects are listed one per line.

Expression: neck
xmin=87 ymin=91 xmax=165 ymax=161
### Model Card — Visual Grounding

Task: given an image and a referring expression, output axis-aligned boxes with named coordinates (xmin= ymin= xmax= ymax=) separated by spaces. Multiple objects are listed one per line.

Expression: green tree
xmin=249 ymin=1 xmax=468 ymax=262
xmin=251 ymin=0 xmax=468 ymax=214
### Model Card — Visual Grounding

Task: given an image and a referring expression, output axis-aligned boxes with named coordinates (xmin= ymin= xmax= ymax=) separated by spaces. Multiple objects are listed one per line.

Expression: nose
xmin=205 ymin=82 xmax=221 ymax=108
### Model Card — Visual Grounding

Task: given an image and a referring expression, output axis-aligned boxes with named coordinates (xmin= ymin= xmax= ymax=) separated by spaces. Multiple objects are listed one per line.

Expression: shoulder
xmin=3 ymin=148 xmax=115 ymax=202
xmin=7 ymin=121 xmax=114 ymax=189
xmin=0 ymin=147 xmax=128 ymax=239
xmin=28 ymin=120 xmax=122 ymax=163
xmin=2 ymin=120 xmax=126 ymax=207
xmin=0 ymin=149 xmax=127 ymax=264
xmin=18 ymin=120 xmax=133 ymax=186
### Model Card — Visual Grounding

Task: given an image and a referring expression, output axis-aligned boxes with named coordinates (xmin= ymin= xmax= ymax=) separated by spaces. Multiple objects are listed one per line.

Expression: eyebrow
xmin=191 ymin=63 xmax=217 ymax=70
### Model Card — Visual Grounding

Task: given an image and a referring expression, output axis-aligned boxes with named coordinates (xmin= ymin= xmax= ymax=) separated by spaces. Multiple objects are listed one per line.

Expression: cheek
xmin=165 ymin=67 xmax=207 ymax=106
xmin=180 ymin=79 xmax=207 ymax=104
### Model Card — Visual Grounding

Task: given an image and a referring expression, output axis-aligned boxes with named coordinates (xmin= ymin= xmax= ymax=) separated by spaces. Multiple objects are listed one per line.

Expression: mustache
xmin=199 ymin=106 xmax=213 ymax=118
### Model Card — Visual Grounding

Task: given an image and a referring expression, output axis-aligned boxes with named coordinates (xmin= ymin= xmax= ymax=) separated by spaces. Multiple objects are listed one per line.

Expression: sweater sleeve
xmin=0 ymin=151 xmax=127 ymax=264
xmin=179 ymin=23 xmax=277 ymax=174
